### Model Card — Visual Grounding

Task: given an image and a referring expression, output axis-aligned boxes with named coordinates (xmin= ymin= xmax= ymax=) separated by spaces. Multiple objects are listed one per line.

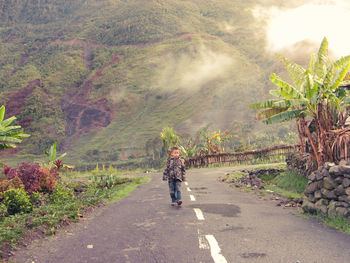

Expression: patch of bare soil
xmin=4 ymin=79 xmax=40 ymax=118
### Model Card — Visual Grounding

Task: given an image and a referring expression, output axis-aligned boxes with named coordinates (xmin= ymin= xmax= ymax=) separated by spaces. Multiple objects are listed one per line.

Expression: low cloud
xmin=154 ymin=45 xmax=234 ymax=92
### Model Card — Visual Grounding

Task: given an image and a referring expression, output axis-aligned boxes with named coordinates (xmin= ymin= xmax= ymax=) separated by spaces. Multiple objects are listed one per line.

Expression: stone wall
xmin=302 ymin=161 xmax=350 ymax=218
xmin=286 ymin=152 xmax=316 ymax=178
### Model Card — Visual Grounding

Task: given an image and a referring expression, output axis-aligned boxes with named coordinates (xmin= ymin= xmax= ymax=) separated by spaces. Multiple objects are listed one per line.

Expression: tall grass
xmin=273 ymin=171 xmax=308 ymax=194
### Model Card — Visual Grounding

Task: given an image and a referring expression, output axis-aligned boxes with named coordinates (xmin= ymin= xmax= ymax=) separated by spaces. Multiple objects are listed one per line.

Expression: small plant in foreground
xmin=50 ymin=183 xmax=73 ymax=204
xmin=0 ymin=204 xmax=7 ymax=219
xmin=2 ymin=188 xmax=32 ymax=215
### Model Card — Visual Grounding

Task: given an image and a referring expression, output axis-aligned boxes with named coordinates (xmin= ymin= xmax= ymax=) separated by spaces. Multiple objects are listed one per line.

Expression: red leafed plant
xmin=4 ymin=164 xmax=18 ymax=180
xmin=39 ymin=167 xmax=60 ymax=193
xmin=0 ymin=176 xmax=25 ymax=192
xmin=54 ymin=159 xmax=63 ymax=170
xmin=4 ymin=162 xmax=61 ymax=194
xmin=16 ymin=163 xmax=42 ymax=193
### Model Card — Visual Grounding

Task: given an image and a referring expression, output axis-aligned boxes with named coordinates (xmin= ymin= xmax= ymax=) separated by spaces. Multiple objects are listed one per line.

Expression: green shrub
xmin=30 ymin=191 xmax=43 ymax=206
xmin=0 ymin=203 xmax=7 ymax=219
xmin=2 ymin=188 xmax=33 ymax=215
xmin=50 ymin=183 xmax=73 ymax=204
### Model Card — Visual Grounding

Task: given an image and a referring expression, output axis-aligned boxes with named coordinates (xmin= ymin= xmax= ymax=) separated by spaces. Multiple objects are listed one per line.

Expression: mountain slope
xmin=0 ymin=0 xmax=298 ymax=166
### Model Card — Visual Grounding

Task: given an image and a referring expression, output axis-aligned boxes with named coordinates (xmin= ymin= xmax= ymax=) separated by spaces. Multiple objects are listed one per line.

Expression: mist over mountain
xmin=1 ymin=0 xmax=329 ymax=166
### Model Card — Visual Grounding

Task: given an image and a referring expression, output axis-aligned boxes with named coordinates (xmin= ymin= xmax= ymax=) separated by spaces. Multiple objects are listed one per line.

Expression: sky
xmin=262 ymin=0 xmax=350 ymax=57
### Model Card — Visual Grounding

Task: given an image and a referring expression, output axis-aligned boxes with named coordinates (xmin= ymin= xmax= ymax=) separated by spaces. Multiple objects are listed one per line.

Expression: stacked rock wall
xmin=302 ymin=161 xmax=350 ymax=218
xmin=286 ymin=152 xmax=316 ymax=178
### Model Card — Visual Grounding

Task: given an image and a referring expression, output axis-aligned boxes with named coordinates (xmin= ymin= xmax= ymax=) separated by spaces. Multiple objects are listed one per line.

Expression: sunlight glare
xmin=265 ymin=2 xmax=350 ymax=57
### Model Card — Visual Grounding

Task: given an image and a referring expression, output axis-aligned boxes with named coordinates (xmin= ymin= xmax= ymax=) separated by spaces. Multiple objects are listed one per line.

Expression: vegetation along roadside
xmin=0 ymin=160 xmax=150 ymax=260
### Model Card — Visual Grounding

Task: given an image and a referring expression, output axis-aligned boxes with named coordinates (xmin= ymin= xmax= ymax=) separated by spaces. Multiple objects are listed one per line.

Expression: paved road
xmin=12 ymin=166 xmax=350 ymax=263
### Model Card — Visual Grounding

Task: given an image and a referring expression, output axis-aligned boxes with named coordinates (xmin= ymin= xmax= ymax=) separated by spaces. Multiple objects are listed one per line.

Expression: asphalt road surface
xmin=12 ymin=166 xmax=350 ymax=263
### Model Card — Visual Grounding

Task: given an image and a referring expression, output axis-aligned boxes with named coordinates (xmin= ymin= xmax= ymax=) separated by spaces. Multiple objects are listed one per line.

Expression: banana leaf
xmin=264 ymin=110 xmax=303 ymax=124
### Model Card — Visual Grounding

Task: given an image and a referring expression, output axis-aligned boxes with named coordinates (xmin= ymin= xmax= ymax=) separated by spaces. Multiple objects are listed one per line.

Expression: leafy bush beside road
xmin=0 ymin=158 xmax=149 ymax=259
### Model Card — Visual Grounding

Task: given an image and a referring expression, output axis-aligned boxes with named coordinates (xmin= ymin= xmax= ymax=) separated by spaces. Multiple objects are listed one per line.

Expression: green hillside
xmin=0 ymin=0 xmax=300 ymax=167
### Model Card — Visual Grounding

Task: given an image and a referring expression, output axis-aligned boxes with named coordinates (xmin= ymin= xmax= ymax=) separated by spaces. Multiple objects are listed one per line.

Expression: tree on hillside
xmin=0 ymin=105 xmax=30 ymax=150
xmin=249 ymin=37 xmax=350 ymax=168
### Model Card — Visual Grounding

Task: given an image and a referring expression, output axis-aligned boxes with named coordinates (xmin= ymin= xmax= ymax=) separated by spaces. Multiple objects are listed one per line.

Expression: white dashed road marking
xmin=187 ymin=182 xmax=226 ymax=262
xmin=205 ymin=235 xmax=228 ymax=263
xmin=193 ymin=208 xmax=205 ymax=220
xmin=198 ymin=230 xmax=210 ymax=250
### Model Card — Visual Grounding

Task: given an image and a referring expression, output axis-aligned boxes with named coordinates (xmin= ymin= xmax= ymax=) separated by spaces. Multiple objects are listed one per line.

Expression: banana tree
xmin=160 ymin=127 xmax=179 ymax=155
xmin=200 ymin=129 xmax=235 ymax=155
xmin=0 ymin=105 xmax=30 ymax=150
xmin=249 ymin=37 xmax=350 ymax=168
xmin=179 ymin=135 xmax=200 ymax=158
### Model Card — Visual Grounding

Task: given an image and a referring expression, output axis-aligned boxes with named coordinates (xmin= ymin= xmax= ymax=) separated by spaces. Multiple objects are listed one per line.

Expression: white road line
xmin=193 ymin=208 xmax=205 ymax=220
xmin=198 ymin=230 xmax=210 ymax=250
xmin=187 ymin=187 xmax=191 ymax=192
xmin=184 ymin=182 xmax=189 ymax=186
xmin=205 ymin=235 xmax=228 ymax=263
xmin=190 ymin=195 xmax=196 ymax=201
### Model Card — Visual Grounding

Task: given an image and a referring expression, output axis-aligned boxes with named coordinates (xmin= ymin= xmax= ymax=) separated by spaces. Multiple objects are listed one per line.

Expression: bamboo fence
xmin=184 ymin=144 xmax=299 ymax=168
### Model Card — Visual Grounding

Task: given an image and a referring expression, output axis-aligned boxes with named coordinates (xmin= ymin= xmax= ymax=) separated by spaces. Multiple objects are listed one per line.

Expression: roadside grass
xmin=105 ymin=177 xmax=150 ymax=204
xmin=60 ymin=167 xmax=157 ymax=181
xmin=0 ymin=176 xmax=150 ymax=256
xmin=196 ymin=160 xmax=287 ymax=171
xmin=263 ymin=186 xmax=304 ymax=199
xmin=261 ymin=170 xmax=308 ymax=199
xmin=301 ymin=213 xmax=350 ymax=235
xmin=272 ymin=171 xmax=308 ymax=194
xmin=249 ymin=163 xmax=286 ymax=171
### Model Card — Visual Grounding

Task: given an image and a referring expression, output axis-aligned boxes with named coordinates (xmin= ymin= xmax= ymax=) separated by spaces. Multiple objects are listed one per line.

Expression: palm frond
xmin=323 ymin=64 xmax=335 ymax=89
xmin=0 ymin=106 xmax=4 ymax=122
xmin=0 ymin=136 xmax=22 ymax=143
xmin=330 ymin=60 xmax=350 ymax=90
xmin=270 ymin=73 xmax=304 ymax=99
xmin=264 ymin=110 xmax=303 ymax=124
xmin=248 ymin=99 xmax=280 ymax=109
xmin=333 ymin=55 xmax=350 ymax=69
xmin=309 ymin=53 xmax=317 ymax=74
xmin=255 ymin=108 xmax=287 ymax=120
xmin=276 ymin=54 xmax=306 ymax=88
xmin=1 ymin=116 xmax=17 ymax=127
xmin=304 ymin=70 xmax=318 ymax=100
xmin=0 ymin=127 xmax=24 ymax=137
xmin=273 ymin=99 xmax=308 ymax=108
xmin=315 ymin=37 xmax=329 ymax=79
xmin=0 ymin=125 xmax=22 ymax=135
